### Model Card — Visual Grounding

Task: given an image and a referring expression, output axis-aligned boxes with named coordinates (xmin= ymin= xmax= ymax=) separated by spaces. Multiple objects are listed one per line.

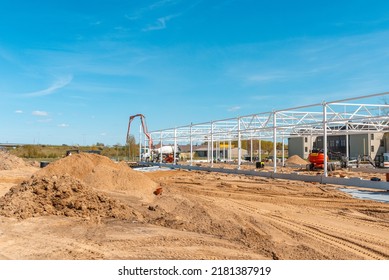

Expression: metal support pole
xmin=211 ymin=122 xmax=214 ymax=167
xmin=346 ymin=122 xmax=349 ymax=160
xmin=369 ymin=133 xmax=372 ymax=157
xmin=282 ymin=137 xmax=285 ymax=167
xmin=174 ymin=128 xmax=177 ymax=165
xmin=223 ymin=140 xmax=226 ymax=161
xmin=238 ymin=117 xmax=242 ymax=169
xmin=228 ymin=139 xmax=232 ymax=162
xmin=190 ymin=123 xmax=193 ymax=166
xmin=273 ymin=112 xmax=277 ymax=173
xmin=207 ymin=138 xmax=210 ymax=163
xmin=139 ymin=124 xmax=142 ymax=162
xmin=250 ymin=138 xmax=253 ymax=163
xmin=144 ymin=134 xmax=147 ymax=159
xmin=323 ymin=103 xmax=328 ymax=177
xmin=216 ymin=141 xmax=219 ymax=162
xmin=160 ymin=132 xmax=163 ymax=164
xmin=258 ymin=138 xmax=262 ymax=162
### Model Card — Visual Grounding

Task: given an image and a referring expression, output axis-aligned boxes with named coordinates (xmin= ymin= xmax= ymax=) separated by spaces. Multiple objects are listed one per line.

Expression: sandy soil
xmin=0 ymin=161 xmax=389 ymax=260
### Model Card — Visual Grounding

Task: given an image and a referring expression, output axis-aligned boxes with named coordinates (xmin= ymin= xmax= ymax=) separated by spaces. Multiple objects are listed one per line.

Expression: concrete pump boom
xmin=126 ymin=114 xmax=153 ymax=153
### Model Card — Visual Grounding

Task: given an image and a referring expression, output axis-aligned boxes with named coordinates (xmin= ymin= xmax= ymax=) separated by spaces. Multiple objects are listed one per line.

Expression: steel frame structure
xmin=144 ymin=92 xmax=389 ymax=176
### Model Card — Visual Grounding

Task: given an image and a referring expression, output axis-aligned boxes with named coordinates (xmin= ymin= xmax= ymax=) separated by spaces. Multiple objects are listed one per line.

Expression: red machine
xmin=306 ymin=148 xmax=335 ymax=171
xmin=163 ymin=154 xmax=175 ymax=163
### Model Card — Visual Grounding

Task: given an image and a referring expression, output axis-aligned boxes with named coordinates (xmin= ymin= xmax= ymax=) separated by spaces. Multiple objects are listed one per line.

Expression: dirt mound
xmin=36 ymin=153 xmax=158 ymax=201
xmin=0 ymin=174 xmax=142 ymax=222
xmin=286 ymin=155 xmax=308 ymax=165
xmin=0 ymin=151 xmax=29 ymax=170
xmin=146 ymin=195 xmax=276 ymax=257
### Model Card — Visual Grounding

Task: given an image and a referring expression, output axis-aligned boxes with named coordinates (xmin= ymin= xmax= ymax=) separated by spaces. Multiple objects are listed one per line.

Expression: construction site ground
xmin=0 ymin=152 xmax=389 ymax=260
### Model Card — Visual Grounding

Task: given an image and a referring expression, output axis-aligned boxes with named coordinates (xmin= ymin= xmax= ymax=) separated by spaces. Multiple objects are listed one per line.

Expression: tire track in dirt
xmin=268 ymin=214 xmax=388 ymax=260
xmin=289 ymin=214 xmax=389 ymax=252
xmin=194 ymin=188 xmax=389 ymax=259
xmin=155 ymin=171 xmax=389 ymax=259
xmin=9 ymin=230 xmax=109 ymax=259
xmin=223 ymin=198 xmax=389 ymax=260
xmin=184 ymin=181 xmax=389 ymax=233
xmin=284 ymin=198 xmax=389 ymax=231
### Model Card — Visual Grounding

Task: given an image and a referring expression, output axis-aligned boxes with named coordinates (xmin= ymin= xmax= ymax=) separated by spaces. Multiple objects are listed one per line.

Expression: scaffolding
xmin=147 ymin=92 xmax=389 ymax=176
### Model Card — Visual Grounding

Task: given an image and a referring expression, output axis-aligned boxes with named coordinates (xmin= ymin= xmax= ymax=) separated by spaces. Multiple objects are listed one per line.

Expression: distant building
xmin=288 ymin=132 xmax=389 ymax=160
xmin=193 ymin=145 xmax=247 ymax=160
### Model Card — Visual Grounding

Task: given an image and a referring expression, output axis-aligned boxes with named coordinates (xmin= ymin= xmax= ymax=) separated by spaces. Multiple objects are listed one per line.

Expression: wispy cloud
xmin=15 ymin=110 xmax=23 ymax=114
xmin=0 ymin=47 xmax=16 ymax=63
xmin=333 ymin=17 xmax=389 ymax=28
xmin=32 ymin=111 xmax=48 ymax=116
xmin=142 ymin=15 xmax=177 ymax=31
xmin=228 ymin=106 xmax=241 ymax=112
xmin=90 ymin=20 xmax=102 ymax=26
xmin=37 ymin=118 xmax=52 ymax=123
xmin=58 ymin=123 xmax=69 ymax=127
xmin=23 ymin=75 xmax=73 ymax=97
xmin=149 ymin=0 xmax=181 ymax=9
xmin=247 ymin=74 xmax=283 ymax=82
xmin=251 ymin=95 xmax=272 ymax=101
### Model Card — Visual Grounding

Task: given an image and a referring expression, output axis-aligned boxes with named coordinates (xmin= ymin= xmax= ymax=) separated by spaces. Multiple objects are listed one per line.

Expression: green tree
xmin=261 ymin=141 xmax=273 ymax=155
xmin=126 ymin=134 xmax=138 ymax=160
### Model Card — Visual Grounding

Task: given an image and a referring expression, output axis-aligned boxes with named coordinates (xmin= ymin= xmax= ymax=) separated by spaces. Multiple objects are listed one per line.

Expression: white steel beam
xmin=145 ymin=93 xmax=389 ymax=168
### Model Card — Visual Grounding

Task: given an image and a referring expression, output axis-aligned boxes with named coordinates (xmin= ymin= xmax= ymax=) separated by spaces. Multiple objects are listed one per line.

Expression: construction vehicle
xmin=338 ymin=153 xmax=389 ymax=169
xmin=126 ymin=114 xmax=180 ymax=163
xmin=65 ymin=149 xmax=101 ymax=157
xmin=374 ymin=153 xmax=389 ymax=168
xmin=306 ymin=148 xmax=336 ymax=171
xmin=126 ymin=114 xmax=153 ymax=162
xmin=153 ymin=145 xmax=181 ymax=163
xmin=66 ymin=149 xmax=80 ymax=156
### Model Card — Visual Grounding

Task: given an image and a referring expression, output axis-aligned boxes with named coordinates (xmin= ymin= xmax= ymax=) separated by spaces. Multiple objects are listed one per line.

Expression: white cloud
xmin=32 ymin=111 xmax=48 ymax=116
xmin=251 ymin=95 xmax=272 ymax=101
xmin=142 ymin=15 xmax=177 ymax=31
xmin=23 ymin=74 xmax=73 ymax=97
xmin=149 ymin=0 xmax=180 ymax=9
xmin=15 ymin=110 xmax=23 ymax=114
xmin=58 ymin=123 xmax=69 ymax=127
xmin=100 ymin=132 xmax=107 ymax=136
xmin=37 ymin=118 xmax=52 ymax=123
xmin=247 ymin=74 xmax=282 ymax=82
xmin=90 ymin=21 xmax=101 ymax=26
xmin=228 ymin=106 xmax=241 ymax=112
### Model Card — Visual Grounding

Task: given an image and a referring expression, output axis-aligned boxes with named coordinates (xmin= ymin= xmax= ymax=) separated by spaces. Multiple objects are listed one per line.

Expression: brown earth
xmin=286 ymin=155 xmax=308 ymax=165
xmin=35 ymin=153 xmax=158 ymax=202
xmin=0 ymin=174 xmax=141 ymax=222
xmin=0 ymin=150 xmax=31 ymax=170
xmin=0 ymin=154 xmax=388 ymax=260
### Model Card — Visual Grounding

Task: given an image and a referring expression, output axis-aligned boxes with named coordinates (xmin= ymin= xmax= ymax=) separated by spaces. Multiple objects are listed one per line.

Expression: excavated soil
xmin=0 ymin=156 xmax=389 ymax=260
xmin=36 ymin=153 xmax=158 ymax=202
xmin=0 ymin=153 xmax=158 ymax=224
xmin=0 ymin=151 xmax=31 ymax=170
xmin=286 ymin=155 xmax=308 ymax=165
xmin=0 ymin=174 xmax=141 ymax=222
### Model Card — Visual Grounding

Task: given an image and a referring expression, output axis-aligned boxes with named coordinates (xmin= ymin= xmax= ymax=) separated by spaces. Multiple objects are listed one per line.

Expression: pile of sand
xmin=0 ymin=153 xmax=158 ymax=222
xmin=0 ymin=174 xmax=141 ymax=222
xmin=36 ymin=153 xmax=158 ymax=201
xmin=0 ymin=151 xmax=29 ymax=170
xmin=286 ymin=155 xmax=308 ymax=165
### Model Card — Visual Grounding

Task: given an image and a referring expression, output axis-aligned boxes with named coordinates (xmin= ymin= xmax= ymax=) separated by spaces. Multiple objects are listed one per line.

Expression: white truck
xmin=153 ymin=145 xmax=181 ymax=163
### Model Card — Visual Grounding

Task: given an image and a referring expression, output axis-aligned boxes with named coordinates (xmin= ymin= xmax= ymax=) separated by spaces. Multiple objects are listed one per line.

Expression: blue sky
xmin=1 ymin=0 xmax=389 ymax=145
